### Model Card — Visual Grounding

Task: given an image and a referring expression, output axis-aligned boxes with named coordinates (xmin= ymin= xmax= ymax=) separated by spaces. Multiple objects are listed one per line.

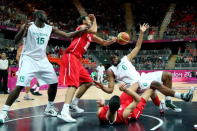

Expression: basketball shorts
xmin=16 ymin=55 xmax=58 ymax=87
xmin=59 ymin=53 xmax=93 ymax=88
xmin=138 ymin=71 xmax=163 ymax=91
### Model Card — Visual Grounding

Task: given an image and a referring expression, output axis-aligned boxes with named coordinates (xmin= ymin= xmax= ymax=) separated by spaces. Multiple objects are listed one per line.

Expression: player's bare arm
xmin=94 ymin=70 xmax=115 ymax=93
xmin=88 ymin=14 xmax=97 ymax=33
xmin=127 ymin=23 xmax=149 ymax=61
xmin=52 ymin=27 xmax=88 ymax=38
xmin=14 ymin=23 xmax=31 ymax=44
xmin=92 ymin=35 xmax=117 ymax=46
xmin=16 ymin=46 xmax=23 ymax=62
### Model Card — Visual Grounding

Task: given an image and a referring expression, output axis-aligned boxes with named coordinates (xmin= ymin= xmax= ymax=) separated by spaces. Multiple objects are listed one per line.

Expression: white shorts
xmin=138 ymin=71 xmax=163 ymax=90
xmin=16 ymin=55 xmax=58 ymax=87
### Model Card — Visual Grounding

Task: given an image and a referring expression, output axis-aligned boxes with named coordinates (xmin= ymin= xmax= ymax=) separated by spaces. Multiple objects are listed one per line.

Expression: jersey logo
xmin=122 ymin=65 xmax=127 ymax=70
xmin=19 ymin=76 xmax=25 ymax=82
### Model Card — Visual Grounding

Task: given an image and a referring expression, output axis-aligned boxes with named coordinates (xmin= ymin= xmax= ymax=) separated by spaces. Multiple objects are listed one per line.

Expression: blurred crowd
xmin=0 ymin=0 xmax=196 ymax=40
xmin=164 ymin=4 xmax=197 ymax=39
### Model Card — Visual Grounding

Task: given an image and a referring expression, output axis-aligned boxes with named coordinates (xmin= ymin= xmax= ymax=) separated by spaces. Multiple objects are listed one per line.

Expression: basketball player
xmin=94 ymin=23 xmax=194 ymax=113
xmin=0 ymin=10 xmax=88 ymax=124
xmin=16 ymin=41 xmax=42 ymax=98
xmin=97 ymin=85 xmax=154 ymax=124
xmin=16 ymin=42 xmax=35 ymax=100
xmin=58 ymin=14 xmax=117 ymax=122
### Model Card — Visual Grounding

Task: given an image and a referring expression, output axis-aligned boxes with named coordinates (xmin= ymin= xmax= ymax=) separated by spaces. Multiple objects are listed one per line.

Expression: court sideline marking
xmin=5 ymin=112 xmax=163 ymax=130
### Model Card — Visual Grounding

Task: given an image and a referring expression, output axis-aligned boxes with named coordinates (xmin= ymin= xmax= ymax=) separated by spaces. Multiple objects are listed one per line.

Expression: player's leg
xmin=0 ymin=85 xmax=25 ymax=123
xmin=162 ymin=72 xmax=181 ymax=112
xmin=30 ymin=79 xmax=42 ymax=96
xmin=0 ymin=55 xmax=35 ymax=123
xmin=70 ymin=64 xmax=93 ymax=113
xmin=37 ymin=57 xmax=59 ymax=117
xmin=2 ymin=70 xmax=8 ymax=94
xmin=123 ymin=89 xmax=153 ymax=119
xmin=24 ymin=87 xmax=34 ymax=100
xmin=70 ymin=82 xmax=92 ymax=113
xmin=150 ymin=81 xmax=194 ymax=102
xmin=58 ymin=86 xmax=78 ymax=122
xmin=58 ymin=54 xmax=80 ymax=122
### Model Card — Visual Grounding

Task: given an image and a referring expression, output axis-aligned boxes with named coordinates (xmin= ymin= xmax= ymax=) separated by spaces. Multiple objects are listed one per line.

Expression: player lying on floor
xmin=97 ymin=85 xmax=155 ymax=124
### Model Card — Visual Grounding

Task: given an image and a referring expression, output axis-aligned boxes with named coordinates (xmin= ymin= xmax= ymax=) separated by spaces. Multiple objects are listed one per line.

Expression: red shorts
xmin=59 ymin=53 xmax=93 ymax=87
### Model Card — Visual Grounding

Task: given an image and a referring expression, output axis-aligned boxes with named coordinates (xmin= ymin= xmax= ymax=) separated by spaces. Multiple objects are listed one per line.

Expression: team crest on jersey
xmin=122 ymin=65 xmax=127 ymax=70
xmin=19 ymin=76 xmax=25 ymax=82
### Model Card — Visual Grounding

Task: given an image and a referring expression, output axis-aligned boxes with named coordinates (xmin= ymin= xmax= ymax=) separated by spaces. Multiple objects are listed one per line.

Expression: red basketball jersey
xmin=65 ymin=25 xmax=93 ymax=58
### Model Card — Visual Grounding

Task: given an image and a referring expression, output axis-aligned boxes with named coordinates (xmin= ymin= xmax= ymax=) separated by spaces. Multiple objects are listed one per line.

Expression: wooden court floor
xmin=0 ymin=82 xmax=197 ymax=110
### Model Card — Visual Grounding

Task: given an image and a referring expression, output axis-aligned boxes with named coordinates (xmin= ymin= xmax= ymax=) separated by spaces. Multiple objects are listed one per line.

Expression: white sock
xmin=174 ymin=92 xmax=182 ymax=99
xmin=165 ymin=96 xmax=171 ymax=101
xmin=2 ymin=105 xmax=10 ymax=112
xmin=72 ymin=98 xmax=79 ymax=105
xmin=61 ymin=104 xmax=69 ymax=114
xmin=47 ymin=101 xmax=54 ymax=108
xmin=34 ymin=86 xmax=40 ymax=92
xmin=32 ymin=84 xmax=37 ymax=89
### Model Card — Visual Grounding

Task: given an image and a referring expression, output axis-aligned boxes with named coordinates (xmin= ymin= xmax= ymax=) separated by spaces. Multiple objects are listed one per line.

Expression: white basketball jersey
xmin=108 ymin=56 xmax=140 ymax=85
xmin=22 ymin=22 xmax=52 ymax=60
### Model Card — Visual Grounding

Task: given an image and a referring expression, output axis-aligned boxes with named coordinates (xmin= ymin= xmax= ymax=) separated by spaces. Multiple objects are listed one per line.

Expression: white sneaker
xmin=70 ymin=105 xmax=84 ymax=113
xmin=165 ymin=100 xmax=182 ymax=112
xmin=44 ymin=105 xmax=59 ymax=117
xmin=24 ymin=96 xmax=34 ymax=100
xmin=0 ymin=111 xmax=8 ymax=124
xmin=194 ymin=124 xmax=197 ymax=129
xmin=57 ymin=112 xmax=76 ymax=123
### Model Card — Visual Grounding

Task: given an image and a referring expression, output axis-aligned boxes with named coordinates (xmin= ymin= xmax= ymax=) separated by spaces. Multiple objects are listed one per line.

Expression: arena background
xmin=0 ymin=0 xmax=197 ymax=130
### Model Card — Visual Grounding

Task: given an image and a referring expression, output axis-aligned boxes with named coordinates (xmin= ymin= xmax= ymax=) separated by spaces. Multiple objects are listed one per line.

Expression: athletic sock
xmin=174 ymin=92 xmax=182 ymax=99
xmin=165 ymin=96 xmax=171 ymax=101
xmin=47 ymin=101 xmax=54 ymax=109
xmin=2 ymin=105 xmax=10 ymax=113
xmin=72 ymin=98 xmax=79 ymax=106
xmin=61 ymin=104 xmax=69 ymax=114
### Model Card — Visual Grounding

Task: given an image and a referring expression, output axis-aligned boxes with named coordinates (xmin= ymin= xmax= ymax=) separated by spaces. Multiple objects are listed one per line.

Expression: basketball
xmin=117 ymin=32 xmax=130 ymax=45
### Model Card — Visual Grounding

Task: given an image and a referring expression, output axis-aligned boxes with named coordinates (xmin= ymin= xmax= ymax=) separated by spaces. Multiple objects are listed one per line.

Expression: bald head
xmin=1 ymin=53 xmax=7 ymax=60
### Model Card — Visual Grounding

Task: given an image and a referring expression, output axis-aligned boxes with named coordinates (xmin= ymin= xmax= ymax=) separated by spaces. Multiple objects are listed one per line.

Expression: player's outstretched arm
xmin=92 ymin=35 xmax=117 ymax=46
xmin=87 ymin=14 xmax=97 ymax=33
xmin=94 ymin=70 xmax=115 ymax=93
xmin=14 ymin=23 xmax=30 ymax=44
xmin=52 ymin=26 xmax=88 ymax=38
xmin=127 ymin=23 xmax=149 ymax=61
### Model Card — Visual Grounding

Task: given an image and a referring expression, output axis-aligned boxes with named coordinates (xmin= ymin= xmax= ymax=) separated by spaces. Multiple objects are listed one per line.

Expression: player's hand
xmin=140 ymin=23 xmax=149 ymax=33
xmin=88 ymin=14 xmax=96 ymax=21
xmin=96 ymin=99 xmax=105 ymax=107
xmin=22 ymin=23 xmax=31 ymax=37
xmin=119 ymin=83 xmax=127 ymax=92
xmin=111 ymin=37 xmax=117 ymax=43
xmin=94 ymin=80 xmax=103 ymax=89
